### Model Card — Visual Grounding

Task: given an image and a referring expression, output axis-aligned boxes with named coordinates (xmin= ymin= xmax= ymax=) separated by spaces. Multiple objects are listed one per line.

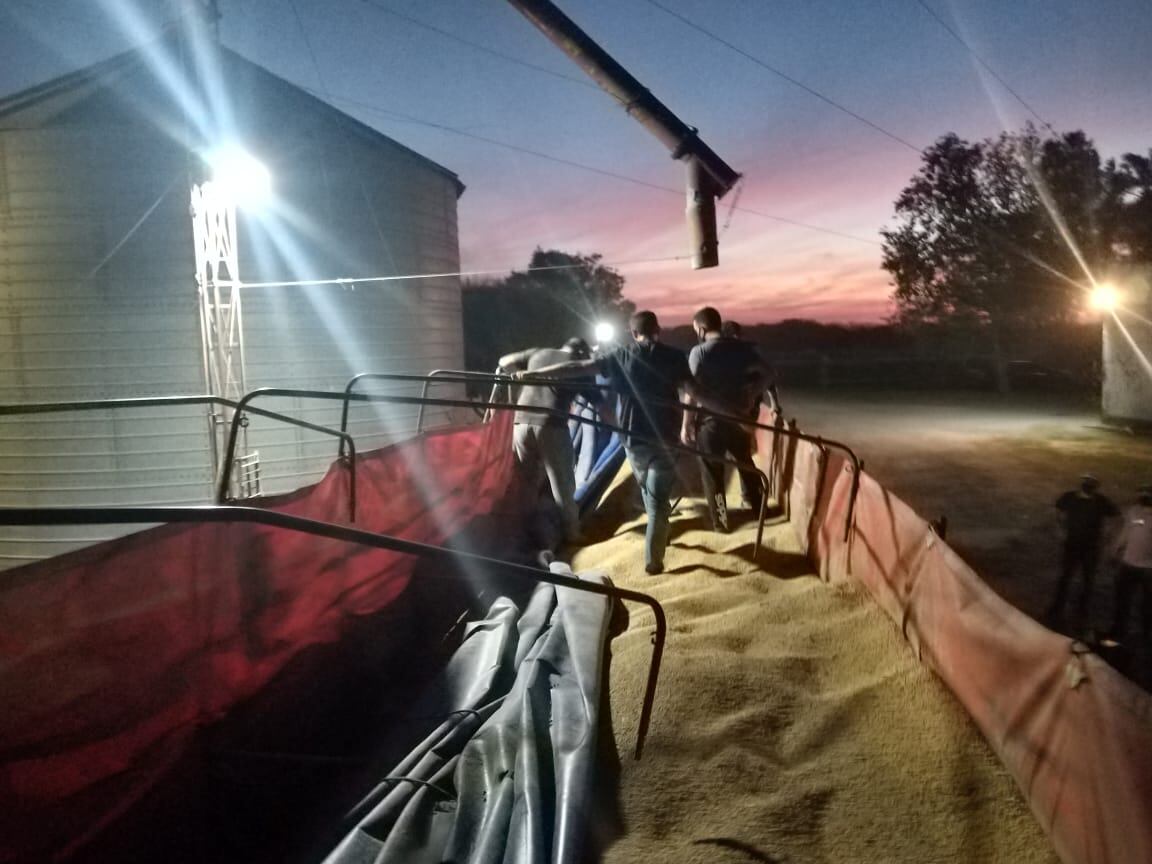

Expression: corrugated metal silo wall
xmin=0 ymin=126 xmax=209 ymax=567
xmin=0 ymin=111 xmax=465 ymax=567
xmin=233 ymin=109 xmax=466 ymax=493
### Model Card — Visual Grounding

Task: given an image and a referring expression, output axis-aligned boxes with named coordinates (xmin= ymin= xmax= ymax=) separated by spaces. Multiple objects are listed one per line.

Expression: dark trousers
xmin=696 ymin=417 xmax=762 ymax=532
xmin=1050 ymin=541 xmax=1099 ymax=619
xmin=1111 ymin=564 xmax=1152 ymax=643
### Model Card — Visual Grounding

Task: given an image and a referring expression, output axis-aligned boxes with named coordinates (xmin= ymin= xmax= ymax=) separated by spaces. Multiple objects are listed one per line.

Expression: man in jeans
xmin=520 ymin=311 xmax=694 ymax=574
xmin=686 ymin=306 xmax=769 ymax=533
xmin=498 ymin=337 xmax=598 ymax=545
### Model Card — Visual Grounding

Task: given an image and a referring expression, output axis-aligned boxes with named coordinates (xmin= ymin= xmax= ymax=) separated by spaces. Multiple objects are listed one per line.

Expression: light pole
xmin=190 ymin=146 xmax=270 ymax=497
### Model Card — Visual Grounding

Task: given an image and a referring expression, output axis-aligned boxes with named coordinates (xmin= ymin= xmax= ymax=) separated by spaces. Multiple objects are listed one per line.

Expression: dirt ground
xmin=784 ymin=388 xmax=1152 ymax=684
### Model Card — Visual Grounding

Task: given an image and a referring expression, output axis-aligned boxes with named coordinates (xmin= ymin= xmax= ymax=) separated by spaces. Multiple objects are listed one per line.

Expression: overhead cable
xmin=292 ymin=0 xmax=403 ymax=266
xmin=289 ymin=0 xmax=331 ymax=96
xmin=357 ymin=0 xmax=605 ymax=95
xmin=303 ymin=87 xmax=882 ymax=247
xmin=235 ymin=256 xmax=691 ymax=289
xmin=639 ymin=0 xmax=921 ymax=153
xmin=913 ymin=0 xmax=1054 ymax=131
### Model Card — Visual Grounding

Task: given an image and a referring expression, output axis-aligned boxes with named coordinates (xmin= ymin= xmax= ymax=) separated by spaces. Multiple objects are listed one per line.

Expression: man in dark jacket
xmin=518 ymin=311 xmax=693 ymax=574
xmin=1049 ymin=473 xmax=1119 ymax=625
xmin=686 ymin=306 xmax=769 ymax=533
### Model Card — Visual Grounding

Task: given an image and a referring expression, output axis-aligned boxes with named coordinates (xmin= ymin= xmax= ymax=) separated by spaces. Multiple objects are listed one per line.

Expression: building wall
xmin=200 ymin=52 xmax=466 ymax=485
xmin=1103 ymin=314 xmax=1152 ymax=425
xmin=232 ymin=101 xmax=465 ymax=481
xmin=0 ymin=70 xmax=465 ymax=568
xmin=1102 ymin=270 xmax=1152 ymax=425
xmin=0 ymin=126 xmax=208 ymax=565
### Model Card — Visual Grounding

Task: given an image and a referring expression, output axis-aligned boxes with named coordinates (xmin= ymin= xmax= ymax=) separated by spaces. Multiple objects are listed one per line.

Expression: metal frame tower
xmin=191 ymin=181 xmax=258 ymax=498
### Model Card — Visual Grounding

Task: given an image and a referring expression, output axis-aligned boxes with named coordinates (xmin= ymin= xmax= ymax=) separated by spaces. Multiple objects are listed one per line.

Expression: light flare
xmin=1090 ymin=283 xmax=1119 ymax=312
xmin=206 ymin=145 xmax=272 ymax=208
xmin=1111 ymin=313 xmax=1152 ymax=380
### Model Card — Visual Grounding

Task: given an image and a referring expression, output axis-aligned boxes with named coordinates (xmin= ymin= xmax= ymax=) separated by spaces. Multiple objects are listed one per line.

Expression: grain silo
xmin=0 ymin=27 xmax=467 ymax=566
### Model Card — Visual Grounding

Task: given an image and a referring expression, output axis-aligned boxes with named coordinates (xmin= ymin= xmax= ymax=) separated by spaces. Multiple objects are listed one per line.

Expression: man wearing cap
xmin=498 ymin=338 xmax=600 ymax=545
xmin=1108 ymin=484 xmax=1152 ymax=645
xmin=1049 ymin=474 xmax=1119 ymax=626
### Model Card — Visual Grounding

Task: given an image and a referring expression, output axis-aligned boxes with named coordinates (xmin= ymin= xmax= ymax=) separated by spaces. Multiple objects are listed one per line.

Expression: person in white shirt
xmin=1108 ymin=484 xmax=1152 ymax=645
xmin=498 ymin=338 xmax=599 ymax=545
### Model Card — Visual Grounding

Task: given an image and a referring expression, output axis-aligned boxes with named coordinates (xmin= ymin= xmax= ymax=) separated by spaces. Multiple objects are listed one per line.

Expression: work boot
xmin=711 ymin=493 xmax=730 ymax=534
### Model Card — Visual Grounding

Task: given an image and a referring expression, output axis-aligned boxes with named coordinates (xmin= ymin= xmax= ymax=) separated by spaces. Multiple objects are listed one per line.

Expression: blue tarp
xmin=571 ymin=393 xmax=624 ymax=514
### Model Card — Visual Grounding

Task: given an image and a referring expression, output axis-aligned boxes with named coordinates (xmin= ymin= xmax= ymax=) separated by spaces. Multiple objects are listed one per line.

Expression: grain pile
xmin=571 ymin=470 xmax=1058 ymax=864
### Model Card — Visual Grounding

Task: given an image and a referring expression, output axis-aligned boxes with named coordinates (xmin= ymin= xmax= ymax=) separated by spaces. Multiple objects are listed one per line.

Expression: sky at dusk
xmin=2 ymin=0 xmax=1150 ymax=324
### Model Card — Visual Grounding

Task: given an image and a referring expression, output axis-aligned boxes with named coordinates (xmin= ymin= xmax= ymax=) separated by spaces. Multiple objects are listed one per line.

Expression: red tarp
xmin=0 ymin=413 xmax=517 ymax=863
xmin=762 ymin=405 xmax=1152 ymax=864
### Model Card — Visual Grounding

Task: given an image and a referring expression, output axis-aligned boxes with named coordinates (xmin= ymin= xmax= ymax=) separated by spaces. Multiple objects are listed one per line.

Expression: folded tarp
xmin=324 ymin=561 xmax=610 ymax=864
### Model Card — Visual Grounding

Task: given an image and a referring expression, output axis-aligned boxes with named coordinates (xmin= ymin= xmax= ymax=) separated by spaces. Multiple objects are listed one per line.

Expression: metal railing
xmin=336 ymin=369 xmax=862 ymax=542
xmin=0 ymin=504 xmax=666 ymax=760
xmin=2 ymin=377 xmax=860 ymax=548
xmin=337 ymin=370 xmax=515 ymax=458
xmin=224 ymin=387 xmax=773 ymax=558
xmin=0 ymin=375 xmax=858 ymax=757
xmin=0 ymin=395 xmax=358 ymax=521
xmin=682 ymin=402 xmax=861 ymax=543
xmin=418 ymin=368 xmax=513 ymax=434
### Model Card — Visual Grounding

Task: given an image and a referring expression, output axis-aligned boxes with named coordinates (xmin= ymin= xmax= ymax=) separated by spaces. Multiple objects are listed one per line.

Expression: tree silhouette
xmin=882 ymin=127 xmax=1127 ymax=391
xmin=462 ymin=248 xmax=634 ymax=379
xmin=1108 ymin=150 xmax=1152 ymax=262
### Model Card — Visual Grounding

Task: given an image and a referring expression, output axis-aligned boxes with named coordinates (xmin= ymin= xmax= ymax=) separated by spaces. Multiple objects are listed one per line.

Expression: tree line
xmin=462 ymin=248 xmax=634 ymax=378
xmin=462 ymin=125 xmax=1149 ymax=394
xmin=882 ymin=126 xmax=1151 ymax=390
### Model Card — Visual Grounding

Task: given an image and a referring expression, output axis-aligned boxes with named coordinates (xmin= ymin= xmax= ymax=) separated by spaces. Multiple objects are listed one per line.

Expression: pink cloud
xmin=458 ymin=137 xmax=910 ymax=323
xmin=623 ymin=260 xmax=893 ymax=325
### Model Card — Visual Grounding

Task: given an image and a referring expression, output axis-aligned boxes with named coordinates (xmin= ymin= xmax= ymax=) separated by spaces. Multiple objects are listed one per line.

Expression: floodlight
xmin=1090 ymin=283 xmax=1119 ymax=312
xmin=207 ymin=144 xmax=271 ymax=208
xmin=594 ymin=321 xmax=616 ymax=344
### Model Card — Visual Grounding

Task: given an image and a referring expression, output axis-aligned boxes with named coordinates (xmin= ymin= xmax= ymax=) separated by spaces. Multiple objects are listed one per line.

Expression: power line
xmin=728 ymin=204 xmax=883 ymax=246
xmin=304 ymin=87 xmax=882 ymax=247
xmin=288 ymin=0 xmax=882 ymax=246
xmin=289 ymin=0 xmax=330 ymax=97
xmin=310 ymin=87 xmax=675 ymax=188
xmin=237 ymin=256 xmax=691 ymax=289
xmin=292 ymin=0 xmax=406 ymax=269
xmin=913 ymin=0 xmax=1054 ymax=131
xmin=356 ymin=0 xmax=606 ymax=96
xmin=639 ymin=0 xmax=921 ymax=153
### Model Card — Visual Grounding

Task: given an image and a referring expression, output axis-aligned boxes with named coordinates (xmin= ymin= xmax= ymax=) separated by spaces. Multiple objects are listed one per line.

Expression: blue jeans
xmin=627 ymin=443 xmax=676 ymax=568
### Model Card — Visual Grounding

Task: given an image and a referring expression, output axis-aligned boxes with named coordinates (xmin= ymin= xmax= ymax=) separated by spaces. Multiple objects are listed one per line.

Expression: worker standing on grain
xmin=516 ymin=311 xmax=694 ymax=574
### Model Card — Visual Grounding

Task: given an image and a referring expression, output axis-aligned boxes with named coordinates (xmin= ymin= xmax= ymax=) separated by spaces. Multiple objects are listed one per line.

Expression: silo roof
xmin=0 ymin=32 xmax=465 ymax=197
